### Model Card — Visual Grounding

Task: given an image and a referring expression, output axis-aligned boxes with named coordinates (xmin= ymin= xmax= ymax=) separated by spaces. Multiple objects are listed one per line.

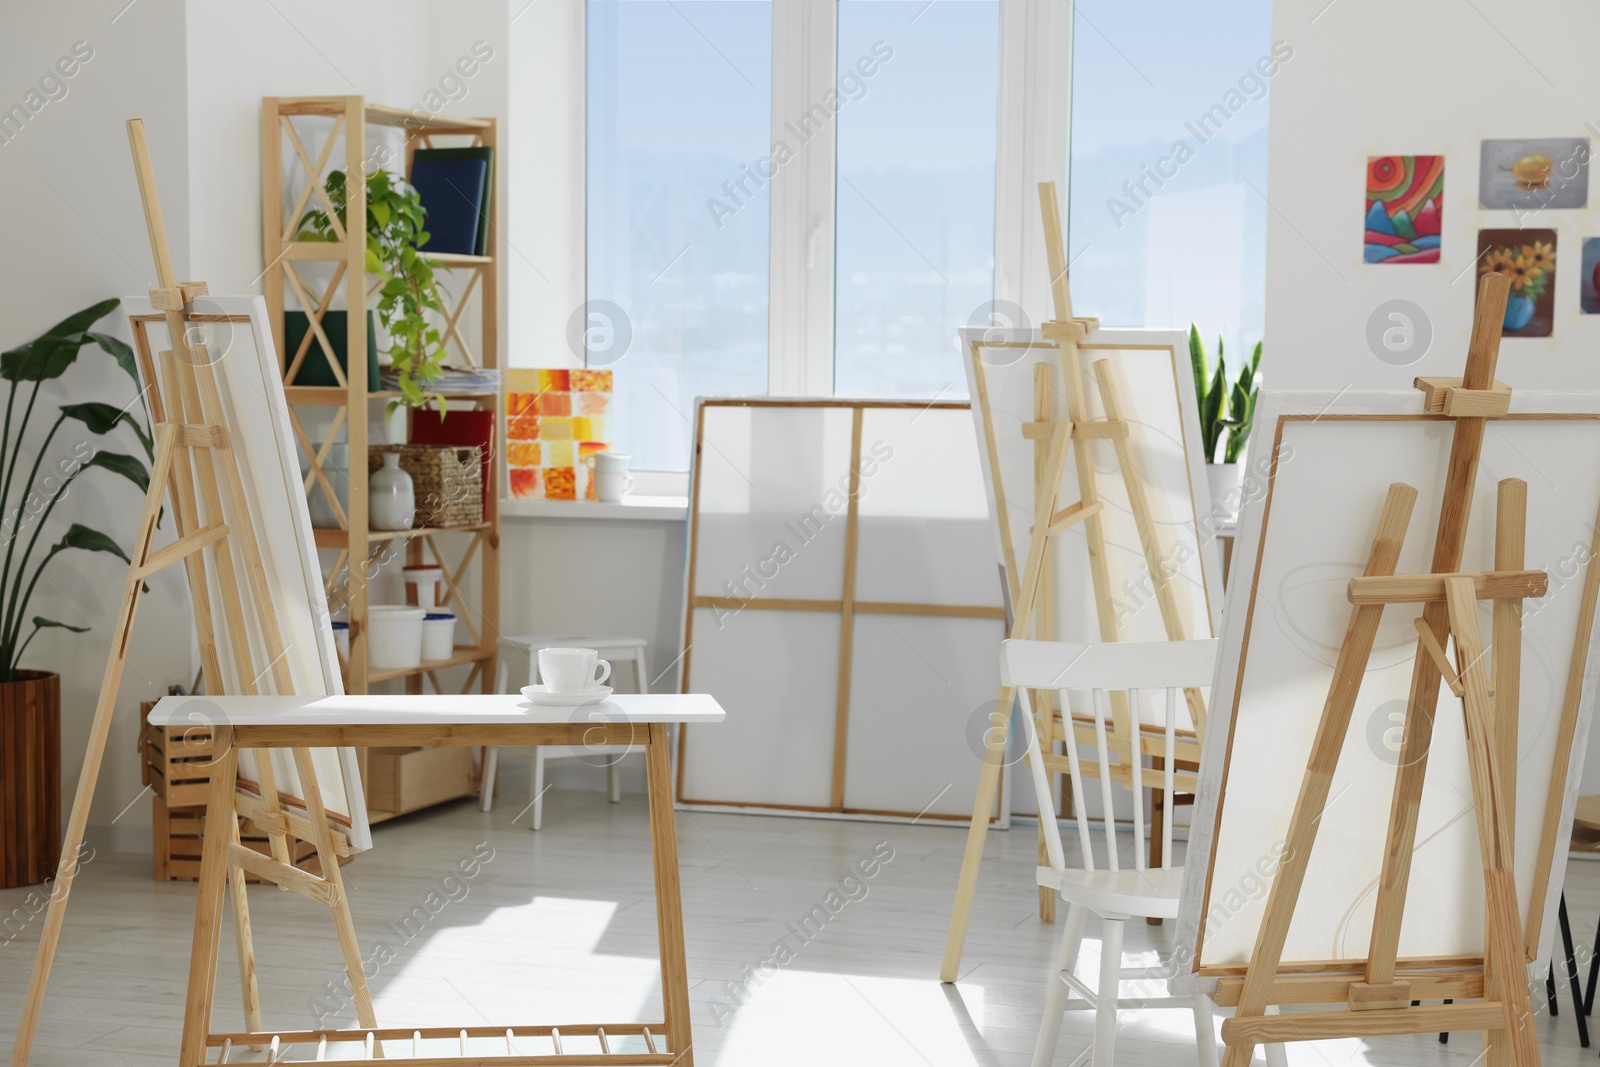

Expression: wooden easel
xmin=7 ymin=119 xmax=376 ymax=1066
xmin=941 ymin=182 xmax=1206 ymax=980
xmin=1217 ymin=272 xmax=1542 ymax=1066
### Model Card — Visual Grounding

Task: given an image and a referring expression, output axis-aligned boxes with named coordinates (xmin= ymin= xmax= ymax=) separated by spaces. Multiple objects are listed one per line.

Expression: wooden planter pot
xmin=1 ymin=671 xmax=60 ymax=888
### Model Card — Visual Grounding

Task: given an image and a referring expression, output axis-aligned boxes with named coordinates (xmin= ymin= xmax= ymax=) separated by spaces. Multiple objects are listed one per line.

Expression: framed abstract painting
xmin=1364 ymin=155 xmax=1443 ymax=264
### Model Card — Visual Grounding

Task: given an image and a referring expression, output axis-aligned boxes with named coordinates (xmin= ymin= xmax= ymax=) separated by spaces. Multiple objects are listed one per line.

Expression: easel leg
xmin=1445 ymin=579 xmax=1538 ymax=1065
xmin=646 ymin=723 xmax=694 ymax=1064
xmin=179 ymin=727 xmax=240 ymax=1067
xmin=942 ymin=687 xmax=1012 ymax=983
xmin=1221 ymin=484 xmax=1416 ymax=1067
xmin=226 ymin=818 xmax=264 ymax=1039
xmin=8 ymin=427 xmax=178 ymax=1067
xmin=290 ymin=748 xmax=379 ymax=1031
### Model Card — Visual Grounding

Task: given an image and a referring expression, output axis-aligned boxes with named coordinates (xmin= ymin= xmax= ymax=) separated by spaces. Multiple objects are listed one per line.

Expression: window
xmin=586 ymin=0 xmax=774 ymax=472
xmin=1066 ymin=1 xmax=1272 ymax=366
xmin=583 ymin=0 xmax=1011 ymax=472
xmin=833 ymin=0 xmax=999 ymax=400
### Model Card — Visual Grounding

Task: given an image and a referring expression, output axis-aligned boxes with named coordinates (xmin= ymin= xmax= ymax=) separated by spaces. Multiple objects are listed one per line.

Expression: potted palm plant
xmin=0 ymin=299 xmax=152 ymax=887
xmin=1189 ymin=325 xmax=1261 ymax=524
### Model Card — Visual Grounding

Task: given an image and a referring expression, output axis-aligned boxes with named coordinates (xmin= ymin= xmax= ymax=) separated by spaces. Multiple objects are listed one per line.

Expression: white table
xmin=149 ymin=693 xmax=723 ymax=1067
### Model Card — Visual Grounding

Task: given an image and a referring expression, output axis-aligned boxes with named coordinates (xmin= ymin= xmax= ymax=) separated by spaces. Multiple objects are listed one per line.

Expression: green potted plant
xmin=0 ymin=299 xmax=152 ymax=887
xmin=295 ymin=169 xmax=449 ymax=418
xmin=1189 ymin=325 xmax=1260 ymax=522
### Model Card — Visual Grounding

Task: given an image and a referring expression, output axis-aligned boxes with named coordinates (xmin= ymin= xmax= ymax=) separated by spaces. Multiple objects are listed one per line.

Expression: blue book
xmin=408 ymin=156 xmax=488 ymax=256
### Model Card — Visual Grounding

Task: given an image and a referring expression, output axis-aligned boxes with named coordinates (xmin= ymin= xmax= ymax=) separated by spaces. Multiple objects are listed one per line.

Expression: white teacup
xmin=538 ymin=646 xmax=611 ymax=694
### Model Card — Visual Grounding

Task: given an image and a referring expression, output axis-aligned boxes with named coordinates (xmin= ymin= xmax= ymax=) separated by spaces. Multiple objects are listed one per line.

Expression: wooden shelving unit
xmin=261 ymin=95 xmax=500 ymax=823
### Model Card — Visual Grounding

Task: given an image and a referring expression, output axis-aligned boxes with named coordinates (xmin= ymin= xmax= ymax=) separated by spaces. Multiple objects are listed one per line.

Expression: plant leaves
xmin=61 ymin=401 xmax=137 ymax=436
xmin=1187 ymin=324 xmax=1208 ymax=408
xmin=1203 ymin=361 xmax=1226 ymax=461
xmin=83 ymin=451 xmax=149 ymax=493
xmin=56 ymin=523 xmax=130 ymax=565
xmin=31 ymin=616 xmax=88 ymax=635
xmin=0 ymin=299 xmax=122 ymax=382
xmin=85 ymin=331 xmax=139 ymax=385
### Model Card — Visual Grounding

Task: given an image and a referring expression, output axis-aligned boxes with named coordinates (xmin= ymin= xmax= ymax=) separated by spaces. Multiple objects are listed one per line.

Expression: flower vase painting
xmin=505 ymin=368 xmax=613 ymax=500
xmin=1364 ymin=155 xmax=1443 ymax=264
xmin=1477 ymin=228 xmax=1557 ymax=337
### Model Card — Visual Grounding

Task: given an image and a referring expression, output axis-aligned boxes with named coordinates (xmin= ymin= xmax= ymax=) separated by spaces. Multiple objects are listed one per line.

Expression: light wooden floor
xmin=3 ymin=768 xmax=1598 ymax=1065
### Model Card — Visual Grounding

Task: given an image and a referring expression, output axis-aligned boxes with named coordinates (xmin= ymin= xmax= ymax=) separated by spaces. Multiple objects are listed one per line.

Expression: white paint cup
xmin=538 ymin=646 xmax=611 ymax=694
xmin=586 ymin=451 xmax=634 ymax=503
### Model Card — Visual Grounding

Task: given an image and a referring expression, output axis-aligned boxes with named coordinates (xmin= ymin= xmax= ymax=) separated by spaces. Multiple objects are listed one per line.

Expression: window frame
xmin=579 ymin=0 xmax=1072 ymax=481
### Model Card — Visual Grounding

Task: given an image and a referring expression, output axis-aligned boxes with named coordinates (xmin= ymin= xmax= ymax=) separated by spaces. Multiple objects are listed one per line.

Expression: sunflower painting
xmin=1365 ymin=155 xmax=1443 ymax=264
xmin=1477 ymin=228 xmax=1557 ymax=337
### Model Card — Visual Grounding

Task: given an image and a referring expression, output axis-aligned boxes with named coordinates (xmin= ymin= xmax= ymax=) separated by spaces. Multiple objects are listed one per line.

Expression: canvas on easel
xmin=8 ymin=121 xmax=375 ymax=1067
xmin=1174 ymin=274 xmax=1600 ymax=1066
xmin=941 ymin=182 xmax=1223 ymax=980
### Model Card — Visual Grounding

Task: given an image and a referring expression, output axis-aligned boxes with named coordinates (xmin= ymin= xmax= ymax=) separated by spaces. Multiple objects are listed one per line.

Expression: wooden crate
xmin=366 ymin=745 xmax=477 ymax=817
xmin=151 ymin=793 xmax=320 ymax=882
xmin=140 ymin=704 xmax=329 ymax=882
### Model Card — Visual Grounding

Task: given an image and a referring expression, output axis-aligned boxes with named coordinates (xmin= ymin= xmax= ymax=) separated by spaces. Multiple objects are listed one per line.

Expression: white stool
xmin=481 ymin=634 xmax=649 ymax=830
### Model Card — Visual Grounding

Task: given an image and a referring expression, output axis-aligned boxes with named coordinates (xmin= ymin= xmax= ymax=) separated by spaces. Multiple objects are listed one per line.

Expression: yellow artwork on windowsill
xmin=505 ymin=368 xmax=613 ymax=500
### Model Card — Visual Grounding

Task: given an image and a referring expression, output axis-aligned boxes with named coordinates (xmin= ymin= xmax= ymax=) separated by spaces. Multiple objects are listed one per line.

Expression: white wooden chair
xmin=1006 ymin=637 xmax=1285 ymax=1067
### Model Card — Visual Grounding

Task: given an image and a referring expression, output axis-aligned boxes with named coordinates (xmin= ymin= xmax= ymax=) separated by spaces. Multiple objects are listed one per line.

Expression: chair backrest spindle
xmin=1003 ymin=638 xmax=1217 ymax=878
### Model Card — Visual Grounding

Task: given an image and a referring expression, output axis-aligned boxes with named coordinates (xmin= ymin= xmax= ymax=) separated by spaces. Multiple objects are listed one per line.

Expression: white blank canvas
xmin=1176 ymin=391 xmax=1600 ymax=985
xmin=678 ymin=400 xmax=1004 ymax=819
xmin=959 ymin=326 xmax=1223 ymax=731
xmin=129 ymin=296 xmax=369 ymax=851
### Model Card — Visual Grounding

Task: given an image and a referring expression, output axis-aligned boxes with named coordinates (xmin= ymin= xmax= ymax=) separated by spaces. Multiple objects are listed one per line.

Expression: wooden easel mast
xmin=8 ymin=120 xmax=375 ymax=1067
xmin=941 ymin=182 xmax=1205 ymax=980
xmin=1217 ymin=272 xmax=1541 ymax=1067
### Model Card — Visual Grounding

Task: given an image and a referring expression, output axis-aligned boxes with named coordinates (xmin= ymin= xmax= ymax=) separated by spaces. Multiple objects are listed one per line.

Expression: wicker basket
xmin=368 ymin=444 xmax=483 ymax=527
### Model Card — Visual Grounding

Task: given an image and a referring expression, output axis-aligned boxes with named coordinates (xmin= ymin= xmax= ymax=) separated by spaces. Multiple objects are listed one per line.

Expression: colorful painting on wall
xmin=1582 ymin=238 xmax=1600 ymax=314
xmin=1477 ymin=228 xmax=1557 ymax=337
xmin=1479 ymin=138 xmax=1589 ymax=211
xmin=505 ymin=368 xmax=613 ymax=500
xmin=1364 ymin=156 xmax=1444 ymax=264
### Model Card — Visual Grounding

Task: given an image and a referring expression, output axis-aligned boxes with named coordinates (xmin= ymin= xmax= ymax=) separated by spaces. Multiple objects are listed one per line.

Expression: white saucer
xmin=520 ymin=684 xmax=613 ymax=706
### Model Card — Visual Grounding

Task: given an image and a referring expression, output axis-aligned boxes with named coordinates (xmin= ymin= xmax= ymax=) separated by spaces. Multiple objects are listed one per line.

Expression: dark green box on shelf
xmin=283 ymin=311 xmax=380 ymax=390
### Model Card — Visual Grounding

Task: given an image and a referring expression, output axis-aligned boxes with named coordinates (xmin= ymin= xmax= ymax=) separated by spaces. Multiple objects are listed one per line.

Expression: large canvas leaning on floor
xmin=127 ymin=294 xmax=370 ymax=851
xmin=676 ymin=398 xmax=1006 ymax=821
xmin=1174 ymin=390 xmax=1600 ymax=988
xmin=959 ymin=325 xmax=1224 ymax=709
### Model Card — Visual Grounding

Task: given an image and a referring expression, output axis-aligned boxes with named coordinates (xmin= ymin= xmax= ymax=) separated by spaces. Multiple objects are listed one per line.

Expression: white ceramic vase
xmin=370 ymin=453 xmax=415 ymax=530
xmin=1206 ymin=461 xmax=1243 ymax=526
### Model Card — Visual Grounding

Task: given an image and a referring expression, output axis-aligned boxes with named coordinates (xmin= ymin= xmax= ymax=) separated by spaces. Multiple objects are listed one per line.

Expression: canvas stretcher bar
xmin=676 ymin=397 xmax=1007 ymax=822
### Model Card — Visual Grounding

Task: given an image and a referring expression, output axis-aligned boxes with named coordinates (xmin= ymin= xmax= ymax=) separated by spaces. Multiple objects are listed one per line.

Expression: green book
xmin=283 ymin=310 xmax=380 ymax=390
xmin=409 ymin=146 xmax=494 ymax=256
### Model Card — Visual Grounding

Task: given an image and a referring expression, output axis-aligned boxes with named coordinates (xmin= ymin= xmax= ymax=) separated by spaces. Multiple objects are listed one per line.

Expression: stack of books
xmin=380 ymin=365 xmax=502 ymax=394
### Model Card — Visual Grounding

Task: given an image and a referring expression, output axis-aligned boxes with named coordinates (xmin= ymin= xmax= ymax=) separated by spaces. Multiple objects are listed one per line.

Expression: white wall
xmin=1266 ymin=0 xmax=1600 ymax=392
xmin=0 ymin=0 xmax=196 ymax=849
xmin=1265 ymin=0 xmax=1600 ymax=794
xmin=0 ymin=0 xmax=527 ymax=848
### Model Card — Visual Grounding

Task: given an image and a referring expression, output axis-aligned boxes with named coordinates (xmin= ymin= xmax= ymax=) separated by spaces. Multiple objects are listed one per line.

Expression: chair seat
xmin=1036 ymin=864 xmax=1186 ymax=920
xmin=500 ymin=633 xmax=647 ymax=653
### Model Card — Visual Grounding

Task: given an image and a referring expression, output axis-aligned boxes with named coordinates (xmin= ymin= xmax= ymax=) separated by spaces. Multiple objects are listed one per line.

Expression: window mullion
xmin=995 ymin=0 xmax=1073 ymax=328
xmin=768 ymin=0 xmax=838 ymax=397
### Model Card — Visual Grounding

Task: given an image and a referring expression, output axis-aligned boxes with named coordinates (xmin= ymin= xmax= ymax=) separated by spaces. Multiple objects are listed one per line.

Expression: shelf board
xmin=274 ymin=97 xmax=492 ymax=132
xmin=425 ymin=252 xmax=493 ymax=267
xmin=285 ymin=386 xmax=500 ymax=405
xmin=312 ymin=522 xmax=491 ymax=547
xmin=280 ymin=245 xmax=490 ymax=267
xmin=366 ymin=645 xmax=494 ymax=684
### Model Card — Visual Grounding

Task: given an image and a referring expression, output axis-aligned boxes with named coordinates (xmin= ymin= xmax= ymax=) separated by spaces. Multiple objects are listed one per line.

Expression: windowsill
xmin=500 ymin=495 xmax=688 ymax=522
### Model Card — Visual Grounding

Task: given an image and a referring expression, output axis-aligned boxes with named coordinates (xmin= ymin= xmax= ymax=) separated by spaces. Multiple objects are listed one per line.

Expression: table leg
xmin=180 ymin=728 xmax=239 ymax=1067
xmin=646 ymin=722 xmax=694 ymax=1064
